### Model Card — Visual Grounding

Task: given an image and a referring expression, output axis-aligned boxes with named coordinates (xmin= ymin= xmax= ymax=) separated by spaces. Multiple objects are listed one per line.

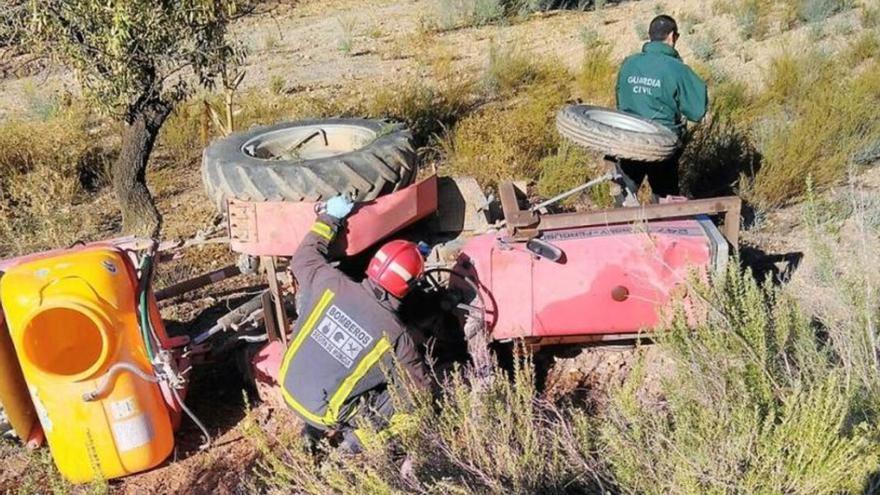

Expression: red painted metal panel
xmin=228 ymin=175 xmax=439 ymax=257
xmin=460 ymin=219 xmax=712 ymax=340
xmin=252 ymin=340 xmax=284 ymax=385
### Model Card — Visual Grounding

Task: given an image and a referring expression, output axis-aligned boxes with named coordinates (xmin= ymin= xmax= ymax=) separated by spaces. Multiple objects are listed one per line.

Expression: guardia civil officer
xmin=615 ymin=14 xmax=708 ymax=197
xmin=280 ymin=195 xmax=431 ymax=453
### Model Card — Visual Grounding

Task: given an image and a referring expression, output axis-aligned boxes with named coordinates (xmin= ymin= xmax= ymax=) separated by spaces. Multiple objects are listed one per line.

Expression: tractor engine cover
xmin=457 ymin=216 xmax=727 ymax=343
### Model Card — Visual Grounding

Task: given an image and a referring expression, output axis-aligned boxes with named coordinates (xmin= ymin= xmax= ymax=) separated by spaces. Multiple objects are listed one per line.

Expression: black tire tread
xmin=202 ymin=118 xmax=418 ymax=208
xmin=556 ymin=105 xmax=680 ymax=162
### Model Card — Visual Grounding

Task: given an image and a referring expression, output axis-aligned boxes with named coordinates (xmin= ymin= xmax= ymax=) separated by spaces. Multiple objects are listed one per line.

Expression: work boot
xmin=339 ymin=429 xmax=364 ymax=454
xmin=300 ymin=424 xmax=324 ymax=453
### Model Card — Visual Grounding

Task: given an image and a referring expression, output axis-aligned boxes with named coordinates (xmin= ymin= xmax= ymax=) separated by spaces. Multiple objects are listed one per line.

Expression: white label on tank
xmin=109 ymin=397 xmax=139 ymax=420
xmin=111 ymin=414 xmax=153 ymax=452
xmin=29 ymin=387 xmax=52 ymax=433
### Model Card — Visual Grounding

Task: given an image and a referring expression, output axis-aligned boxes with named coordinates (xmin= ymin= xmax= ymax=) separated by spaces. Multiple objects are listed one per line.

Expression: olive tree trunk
xmin=112 ymin=98 xmax=172 ymax=237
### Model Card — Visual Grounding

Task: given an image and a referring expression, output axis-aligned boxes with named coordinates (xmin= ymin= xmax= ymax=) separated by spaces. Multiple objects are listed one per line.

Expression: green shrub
xmin=247 ymin=357 xmax=608 ymax=494
xmin=749 ymin=58 xmax=880 ymax=207
xmin=578 ymin=25 xmax=601 ymax=49
xmin=737 ymin=1 xmax=759 ymax=39
xmin=634 ymin=21 xmax=648 ymax=40
xmin=795 ymin=0 xmax=854 ymax=23
xmin=710 ymin=80 xmax=752 ymax=121
xmin=573 ymin=46 xmax=616 ymax=106
xmin=798 ymin=186 xmax=880 ymax=399
xmin=602 ymin=264 xmax=880 ymax=494
xmin=0 ymin=106 xmax=110 ymax=256
xmin=431 ymin=0 xmax=506 ymax=30
xmin=485 ymin=43 xmax=567 ymax=94
xmin=444 ymin=82 xmax=569 ymax=187
xmin=688 ymin=33 xmax=716 ymax=61
xmin=537 ymin=143 xmax=613 ymax=207
xmin=863 ymin=3 xmax=880 ymax=28
xmin=680 ymin=117 xmax=759 ymax=198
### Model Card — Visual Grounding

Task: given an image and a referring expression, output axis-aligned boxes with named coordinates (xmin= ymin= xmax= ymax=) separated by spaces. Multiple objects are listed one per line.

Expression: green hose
xmin=136 ymin=246 xmax=158 ymax=361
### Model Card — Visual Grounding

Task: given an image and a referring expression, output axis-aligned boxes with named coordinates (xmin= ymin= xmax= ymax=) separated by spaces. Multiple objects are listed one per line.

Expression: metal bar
xmin=521 ymin=332 xmax=654 ymax=348
xmin=529 ymin=173 xmax=613 ymax=213
xmin=263 ymin=256 xmax=290 ymax=346
xmin=261 ymin=290 xmax=281 ymax=343
xmin=155 ymin=264 xmax=241 ymax=301
xmin=504 ymin=188 xmax=742 ymax=245
xmin=498 ymin=182 xmax=537 ymax=236
xmin=723 ymin=199 xmax=742 ymax=246
xmin=603 ymin=158 xmax=641 ymax=207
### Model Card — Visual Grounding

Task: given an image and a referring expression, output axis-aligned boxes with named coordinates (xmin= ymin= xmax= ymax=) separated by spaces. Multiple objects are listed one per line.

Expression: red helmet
xmin=366 ymin=240 xmax=424 ymax=299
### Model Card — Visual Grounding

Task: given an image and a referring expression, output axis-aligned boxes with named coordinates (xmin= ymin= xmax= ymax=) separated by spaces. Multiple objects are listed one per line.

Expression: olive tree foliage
xmin=24 ymin=0 xmax=253 ymax=236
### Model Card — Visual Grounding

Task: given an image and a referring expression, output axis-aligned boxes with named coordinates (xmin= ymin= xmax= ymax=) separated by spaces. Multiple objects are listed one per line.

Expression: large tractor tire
xmin=202 ymin=118 xmax=418 ymax=207
xmin=556 ymin=104 xmax=680 ymax=162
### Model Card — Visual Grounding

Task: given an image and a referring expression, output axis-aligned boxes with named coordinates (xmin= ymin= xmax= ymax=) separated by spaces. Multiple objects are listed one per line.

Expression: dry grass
xmin=442 ymin=45 xmax=615 ymax=191
xmin=747 ymin=54 xmax=880 ymax=207
xmin=246 ymin=356 xmax=608 ymax=494
xmin=484 ymin=43 xmax=568 ymax=95
xmin=363 ymin=73 xmax=477 ymax=146
xmin=603 ymin=259 xmax=880 ymax=494
xmin=537 ymin=143 xmax=613 ymax=207
xmin=0 ymin=105 xmax=111 ymax=256
xmin=443 ymin=81 xmax=569 ymax=187
xmin=572 ymin=46 xmax=616 ymax=106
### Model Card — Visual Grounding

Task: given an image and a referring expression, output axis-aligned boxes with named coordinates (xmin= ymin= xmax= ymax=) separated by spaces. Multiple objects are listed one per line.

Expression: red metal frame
xmin=459 ymin=181 xmax=742 ymax=346
xmin=498 ymin=181 xmax=741 ymax=245
xmin=227 ymin=175 xmax=439 ymax=258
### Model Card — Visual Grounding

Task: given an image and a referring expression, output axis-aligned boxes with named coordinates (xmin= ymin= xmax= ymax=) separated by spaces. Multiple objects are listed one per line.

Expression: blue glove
xmin=325 ymin=194 xmax=355 ymax=219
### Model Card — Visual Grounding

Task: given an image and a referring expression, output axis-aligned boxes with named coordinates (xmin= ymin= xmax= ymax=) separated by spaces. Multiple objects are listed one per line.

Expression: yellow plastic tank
xmin=0 ymin=246 xmax=173 ymax=483
xmin=0 ymin=307 xmax=37 ymax=441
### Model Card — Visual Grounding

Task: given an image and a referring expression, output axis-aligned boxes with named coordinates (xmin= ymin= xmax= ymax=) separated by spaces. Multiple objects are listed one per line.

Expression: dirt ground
xmin=0 ymin=0 xmax=869 ymax=492
xmin=0 ymin=0 xmax=862 ymax=120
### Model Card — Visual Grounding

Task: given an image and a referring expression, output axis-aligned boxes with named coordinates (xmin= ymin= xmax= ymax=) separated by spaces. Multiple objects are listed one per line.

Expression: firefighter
xmin=280 ymin=195 xmax=431 ymax=452
xmin=615 ymin=14 xmax=708 ymax=198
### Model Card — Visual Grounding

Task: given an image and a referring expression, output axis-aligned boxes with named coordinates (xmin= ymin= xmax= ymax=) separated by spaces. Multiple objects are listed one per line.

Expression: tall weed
xmin=443 ymin=81 xmax=569 ymax=187
xmin=0 ymin=106 xmax=109 ymax=256
xmin=573 ymin=46 xmax=615 ymax=106
xmin=537 ymin=143 xmax=613 ymax=207
xmin=749 ymin=58 xmax=880 ymax=206
xmin=246 ymin=358 xmax=608 ymax=494
xmin=603 ymin=263 xmax=879 ymax=494
xmin=485 ymin=43 xmax=568 ymax=95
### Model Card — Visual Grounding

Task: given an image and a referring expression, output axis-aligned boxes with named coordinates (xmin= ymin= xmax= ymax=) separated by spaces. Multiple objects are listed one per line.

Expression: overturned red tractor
xmin=0 ymin=106 xmax=740 ymax=482
xmin=199 ymin=107 xmax=740 ymax=383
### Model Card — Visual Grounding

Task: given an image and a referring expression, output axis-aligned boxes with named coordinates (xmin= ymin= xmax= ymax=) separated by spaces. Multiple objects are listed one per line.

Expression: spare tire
xmin=556 ymin=105 xmax=680 ymax=162
xmin=202 ymin=118 xmax=418 ymax=207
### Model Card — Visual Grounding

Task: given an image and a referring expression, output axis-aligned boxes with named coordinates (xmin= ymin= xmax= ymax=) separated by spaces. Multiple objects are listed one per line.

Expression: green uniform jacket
xmin=616 ymin=41 xmax=708 ymax=136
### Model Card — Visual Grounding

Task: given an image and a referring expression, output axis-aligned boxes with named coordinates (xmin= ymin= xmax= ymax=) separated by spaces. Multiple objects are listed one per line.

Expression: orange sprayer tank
xmin=0 ymin=246 xmax=173 ymax=483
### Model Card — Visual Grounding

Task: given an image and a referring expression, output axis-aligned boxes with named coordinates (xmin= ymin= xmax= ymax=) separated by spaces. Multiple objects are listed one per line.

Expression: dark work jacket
xmin=280 ymin=214 xmax=430 ymax=429
xmin=616 ymin=41 xmax=708 ymax=136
